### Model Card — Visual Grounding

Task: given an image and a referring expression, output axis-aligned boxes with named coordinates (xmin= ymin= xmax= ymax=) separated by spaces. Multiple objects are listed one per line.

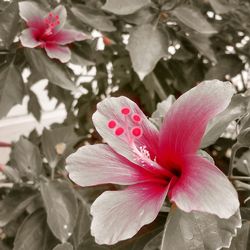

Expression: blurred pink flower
xmin=19 ymin=2 xmax=88 ymax=63
xmin=66 ymin=80 xmax=239 ymax=245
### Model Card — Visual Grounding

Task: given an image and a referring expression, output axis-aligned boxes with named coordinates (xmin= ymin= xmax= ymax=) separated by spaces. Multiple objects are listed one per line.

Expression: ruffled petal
xmin=47 ymin=29 xmax=89 ymax=45
xmin=66 ymin=144 xmax=158 ymax=186
xmin=90 ymin=182 xmax=168 ymax=245
xmin=20 ymin=28 xmax=40 ymax=48
xmin=169 ymin=155 xmax=239 ymax=219
xmin=45 ymin=43 xmax=71 ymax=63
xmin=157 ymin=80 xmax=235 ymax=167
xmin=92 ymin=96 xmax=159 ymax=167
xmin=19 ymin=1 xmax=43 ymax=23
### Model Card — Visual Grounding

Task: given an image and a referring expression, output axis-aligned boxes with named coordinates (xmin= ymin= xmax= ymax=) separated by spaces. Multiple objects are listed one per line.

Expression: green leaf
xmin=71 ymin=52 xmax=95 ymax=67
xmin=143 ymin=73 xmax=167 ymax=101
xmin=46 ymin=84 xmax=74 ymax=111
xmin=161 ymin=208 xmax=241 ymax=250
xmin=205 ymin=55 xmax=243 ymax=80
xmin=102 ymin=0 xmax=151 ymax=15
xmin=41 ymin=125 xmax=78 ymax=168
xmin=201 ymin=94 xmax=250 ymax=148
xmin=143 ymin=233 xmax=162 ymax=250
xmin=122 ymin=8 xmax=155 ymax=25
xmin=187 ymin=33 xmax=217 ymax=62
xmin=0 ymin=62 xmax=25 ymax=119
xmin=78 ymin=238 xmax=108 ymax=250
xmin=0 ymin=241 xmax=10 ymax=250
xmin=40 ymin=180 xmax=78 ymax=242
xmin=72 ymin=201 xmax=91 ymax=247
xmin=150 ymin=95 xmax=176 ymax=128
xmin=25 ymin=49 xmax=76 ymax=91
xmin=2 ymin=165 xmax=21 ymax=183
xmin=226 ymin=221 xmax=250 ymax=250
xmin=172 ymin=6 xmax=217 ymax=34
xmin=127 ymin=24 xmax=168 ymax=80
xmin=166 ymin=59 xmax=203 ymax=93
xmin=209 ymin=0 xmax=235 ymax=14
xmin=53 ymin=242 xmax=73 ymax=250
xmin=237 ymin=127 xmax=250 ymax=147
xmin=71 ymin=5 xmax=116 ymax=32
xmin=13 ymin=209 xmax=56 ymax=250
xmin=234 ymin=150 xmax=250 ymax=176
xmin=12 ymin=137 xmax=43 ymax=178
xmin=0 ymin=1 xmax=19 ymax=48
xmin=0 ymin=187 xmax=37 ymax=227
xmin=28 ymin=90 xmax=41 ymax=121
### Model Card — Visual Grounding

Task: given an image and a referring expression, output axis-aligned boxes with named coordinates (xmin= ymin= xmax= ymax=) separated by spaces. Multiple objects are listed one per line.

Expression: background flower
xmin=19 ymin=2 xmax=89 ymax=63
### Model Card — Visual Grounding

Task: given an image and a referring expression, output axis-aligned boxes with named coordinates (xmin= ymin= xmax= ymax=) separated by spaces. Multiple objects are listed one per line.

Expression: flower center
xmin=43 ymin=12 xmax=60 ymax=36
xmin=106 ymin=107 xmax=173 ymax=177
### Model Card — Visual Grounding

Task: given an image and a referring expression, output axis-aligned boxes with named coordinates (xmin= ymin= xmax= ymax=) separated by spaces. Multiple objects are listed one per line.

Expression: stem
xmin=230 ymin=176 xmax=250 ymax=181
xmin=240 ymin=71 xmax=247 ymax=92
xmin=153 ymin=13 xmax=161 ymax=29
xmin=0 ymin=141 xmax=11 ymax=147
xmin=228 ymin=143 xmax=241 ymax=177
xmin=234 ymin=180 xmax=250 ymax=190
xmin=51 ymin=167 xmax=55 ymax=180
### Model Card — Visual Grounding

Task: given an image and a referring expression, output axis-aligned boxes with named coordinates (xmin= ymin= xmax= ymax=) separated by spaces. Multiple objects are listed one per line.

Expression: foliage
xmin=1 ymin=0 xmax=250 ymax=249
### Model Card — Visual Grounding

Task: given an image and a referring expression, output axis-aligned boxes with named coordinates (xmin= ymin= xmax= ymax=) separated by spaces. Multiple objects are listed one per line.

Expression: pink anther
xmin=115 ymin=127 xmax=124 ymax=136
xmin=108 ymin=120 xmax=116 ymax=129
xmin=132 ymin=114 xmax=141 ymax=122
xmin=131 ymin=127 xmax=142 ymax=137
xmin=121 ymin=107 xmax=130 ymax=115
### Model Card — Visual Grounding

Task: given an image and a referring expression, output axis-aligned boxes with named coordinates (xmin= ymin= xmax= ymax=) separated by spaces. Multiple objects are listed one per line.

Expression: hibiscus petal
xmin=45 ymin=43 xmax=71 ymax=63
xmin=48 ymin=29 xmax=89 ymax=45
xmin=169 ymin=155 xmax=239 ymax=219
xmin=19 ymin=1 xmax=43 ymax=23
xmin=90 ymin=182 xmax=168 ymax=245
xmin=66 ymin=144 xmax=157 ymax=186
xmin=157 ymin=80 xmax=235 ymax=166
xmin=51 ymin=5 xmax=67 ymax=31
xmin=92 ymin=96 xmax=159 ymax=167
xmin=20 ymin=28 xmax=40 ymax=48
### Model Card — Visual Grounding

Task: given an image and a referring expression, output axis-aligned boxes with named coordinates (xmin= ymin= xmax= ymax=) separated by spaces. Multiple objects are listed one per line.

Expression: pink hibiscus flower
xmin=19 ymin=2 xmax=88 ymax=63
xmin=66 ymin=80 xmax=239 ymax=245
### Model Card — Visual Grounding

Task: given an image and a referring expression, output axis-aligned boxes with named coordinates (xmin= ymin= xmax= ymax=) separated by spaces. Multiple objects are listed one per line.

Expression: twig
xmin=230 ymin=176 xmax=250 ymax=181
xmin=0 ymin=141 xmax=11 ymax=147
xmin=233 ymin=180 xmax=250 ymax=190
xmin=240 ymin=71 xmax=247 ymax=92
xmin=51 ymin=167 xmax=55 ymax=180
xmin=228 ymin=143 xmax=241 ymax=177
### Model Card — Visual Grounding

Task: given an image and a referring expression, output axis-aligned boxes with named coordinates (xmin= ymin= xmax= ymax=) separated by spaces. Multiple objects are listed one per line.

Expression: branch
xmin=230 ymin=176 xmax=250 ymax=182
xmin=228 ymin=143 xmax=241 ymax=177
xmin=0 ymin=141 xmax=11 ymax=147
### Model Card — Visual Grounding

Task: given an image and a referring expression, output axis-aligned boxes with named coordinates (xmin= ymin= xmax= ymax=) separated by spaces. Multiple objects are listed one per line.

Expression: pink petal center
xmin=29 ymin=12 xmax=62 ymax=44
xmin=106 ymin=107 xmax=174 ymax=178
xmin=43 ymin=12 xmax=60 ymax=36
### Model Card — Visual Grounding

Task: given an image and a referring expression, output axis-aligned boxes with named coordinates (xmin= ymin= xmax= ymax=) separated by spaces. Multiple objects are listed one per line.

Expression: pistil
xmin=43 ymin=12 xmax=60 ymax=36
xmin=106 ymin=107 xmax=175 ymax=178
